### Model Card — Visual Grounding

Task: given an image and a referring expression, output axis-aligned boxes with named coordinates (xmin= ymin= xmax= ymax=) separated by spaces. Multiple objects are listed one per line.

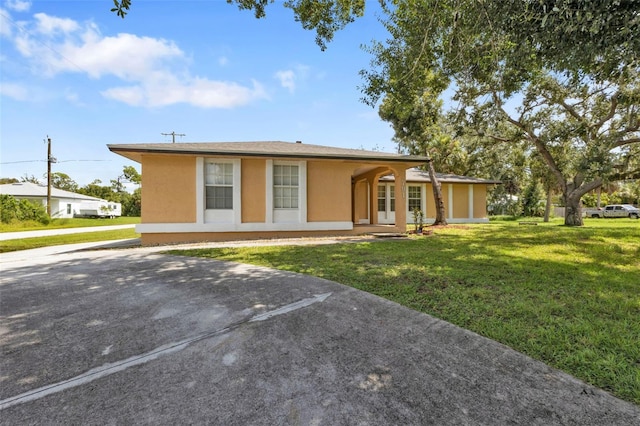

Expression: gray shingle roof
xmin=0 ymin=182 xmax=104 ymax=201
xmin=108 ymin=141 xmax=430 ymax=163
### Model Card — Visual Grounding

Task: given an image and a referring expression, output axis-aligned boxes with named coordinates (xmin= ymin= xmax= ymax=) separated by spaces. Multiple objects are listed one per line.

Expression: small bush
xmin=0 ymin=194 xmax=50 ymax=225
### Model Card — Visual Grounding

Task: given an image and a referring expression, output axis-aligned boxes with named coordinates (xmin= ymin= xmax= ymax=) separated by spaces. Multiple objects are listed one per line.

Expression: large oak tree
xmin=361 ymin=0 xmax=640 ymax=226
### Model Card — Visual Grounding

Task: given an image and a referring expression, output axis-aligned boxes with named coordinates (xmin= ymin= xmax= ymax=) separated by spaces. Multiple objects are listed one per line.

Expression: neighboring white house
xmin=0 ymin=182 xmax=121 ymax=218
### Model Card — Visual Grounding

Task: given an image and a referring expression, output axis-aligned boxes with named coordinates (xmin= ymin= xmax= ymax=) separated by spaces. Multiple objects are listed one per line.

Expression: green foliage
xmin=0 ymin=194 xmax=50 ymax=225
xmin=581 ymin=192 xmax=608 ymax=208
xmin=51 ymin=172 xmax=79 ymax=192
xmin=361 ymin=0 xmax=640 ymax=227
xmin=20 ymin=174 xmax=43 ymax=185
xmin=122 ymin=188 xmax=141 ymax=217
xmin=521 ymin=180 xmax=545 ymax=217
xmin=411 ymin=208 xmax=424 ymax=231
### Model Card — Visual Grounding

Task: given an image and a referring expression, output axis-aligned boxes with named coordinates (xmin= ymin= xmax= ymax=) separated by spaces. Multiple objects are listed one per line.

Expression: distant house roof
xmin=0 ymin=182 xmax=103 ymax=201
xmin=380 ymin=168 xmax=502 ymax=184
xmin=108 ymin=141 xmax=430 ymax=164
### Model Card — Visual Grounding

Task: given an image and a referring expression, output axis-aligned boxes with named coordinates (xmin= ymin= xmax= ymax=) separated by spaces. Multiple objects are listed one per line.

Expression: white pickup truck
xmin=583 ymin=204 xmax=640 ymax=219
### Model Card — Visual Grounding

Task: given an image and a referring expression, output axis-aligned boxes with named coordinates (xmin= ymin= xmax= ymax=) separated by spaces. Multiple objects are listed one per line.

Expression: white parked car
xmin=584 ymin=204 xmax=640 ymax=219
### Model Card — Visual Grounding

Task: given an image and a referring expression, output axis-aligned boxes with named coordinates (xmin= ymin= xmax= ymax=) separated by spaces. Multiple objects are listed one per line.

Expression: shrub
xmin=0 ymin=194 xmax=50 ymax=225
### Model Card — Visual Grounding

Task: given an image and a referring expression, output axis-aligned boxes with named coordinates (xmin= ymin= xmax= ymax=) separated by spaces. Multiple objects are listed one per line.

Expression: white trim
xmin=271 ymin=160 xmax=306 ymax=224
xmin=468 ymin=184 xmax=474 ymax=219
xmin=422 ymin=184 xmax=427 ymax=212
xmin=299 ymin=161 xmax=307 ymax=223
xmin=196 ymin=157 xmax=204 ymax=224
xmin=447 ymin=184 xmax=453 ymax=219
xmin=136 ymin=221 xmax=353 ymax=234
xmin=233 ymin=158 xmax=242 ymax=224
xmin=203 ymin=159 xmax=239 ymax=224
xmin=377 ymin=182 xmax=395 ymax=224
xmin=265 ymin=159 xmax=273 ymax=224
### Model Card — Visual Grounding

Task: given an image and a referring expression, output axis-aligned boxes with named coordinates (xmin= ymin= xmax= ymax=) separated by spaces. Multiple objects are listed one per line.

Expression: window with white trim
xmin=378 ymin=184 xmax=395 ymax=212
xmin=389 ymin=185 xmax=395 ymax=212
xmin=273 ymin=164 xmax=299 ymax=209
xmin=377 ymin=185 xmax=386 ymax=212
xmin=205 ymin=162 xmax=233 ymax=209
xmin=408 ymin=185 xmax=422 ymax=211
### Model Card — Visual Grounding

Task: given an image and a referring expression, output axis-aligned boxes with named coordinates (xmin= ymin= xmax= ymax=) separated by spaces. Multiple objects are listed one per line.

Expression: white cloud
xmin=102 ymin=74 xmax=267 ymax=108
xmin=218 ymin=56 xmax=228 ymax=66
xmin=5 ymin=0 xmax=30 ymax=12
xmin=275 ymin=64 xmax=311 ymax=93
xmin=275 ymin=70 xmax=296 ymax=93
xmin=6 ymin=12 xmax=268 ymax=109
xmin=0 ymin=81 xmax=29 ymax=100
xmin=0 ymin=8 xmax=13 ymax=37
xmin=33 ymin=12 xmax=79 ymax=35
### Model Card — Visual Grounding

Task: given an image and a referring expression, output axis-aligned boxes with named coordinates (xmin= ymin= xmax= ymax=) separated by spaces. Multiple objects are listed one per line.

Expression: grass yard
xmin=167 ymin=218 xmax=640 ymax=405
xmin=0 ymin=216 xmax=140 ymax=232
xmin=0 ymin=228 xmax=139 ymax=253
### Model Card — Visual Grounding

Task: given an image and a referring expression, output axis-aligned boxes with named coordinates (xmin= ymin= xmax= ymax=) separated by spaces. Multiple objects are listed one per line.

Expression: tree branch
xmin=611 ymin=137 xmax=640 ymax=149
xmin=492 ymin=94 xmax=567 ymax=190
xmin=593 ymin=91 xmax=619 ymax=131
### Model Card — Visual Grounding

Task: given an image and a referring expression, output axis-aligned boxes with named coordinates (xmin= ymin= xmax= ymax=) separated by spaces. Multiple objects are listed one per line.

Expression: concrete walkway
xmin=0 ymin=242 xmax=638 ymax=424
xmin=0 ymin=224 xmax=135 ymax=241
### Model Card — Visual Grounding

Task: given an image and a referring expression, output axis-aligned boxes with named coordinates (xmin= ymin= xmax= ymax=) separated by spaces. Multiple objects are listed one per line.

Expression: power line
xmin=1 ymin=159 xmax=110 ymax=165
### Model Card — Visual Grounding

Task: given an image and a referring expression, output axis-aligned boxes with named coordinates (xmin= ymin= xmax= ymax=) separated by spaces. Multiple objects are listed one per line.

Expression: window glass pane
xmin=408 ymin=186 xmax=421 ymax=211
xmin=205 ymin=174 xmax=233 ymax=210
xmin=378 ymin=185 xmax=386 ymax=212
xmin=273 ymin=164 xmax=299 ymax=209
xmin=389 ymin=186 xmax=395 ymax=211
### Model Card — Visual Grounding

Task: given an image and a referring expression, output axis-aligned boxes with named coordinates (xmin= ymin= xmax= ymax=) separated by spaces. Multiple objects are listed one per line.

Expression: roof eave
xmin=107 ymin=145 xmax=430 ymax=164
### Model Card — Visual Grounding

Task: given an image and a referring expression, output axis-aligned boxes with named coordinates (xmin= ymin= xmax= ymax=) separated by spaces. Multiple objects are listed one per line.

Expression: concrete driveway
xmin=1 ymin=244 xmax=638 ymax=425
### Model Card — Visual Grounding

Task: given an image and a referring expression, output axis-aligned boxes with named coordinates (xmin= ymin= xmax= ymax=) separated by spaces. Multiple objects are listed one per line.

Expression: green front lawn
xmin=166 ymin=219 xmax=640 ymax=405
xmin=0 ymin=228 xmax=140 ymax=253
xmin=0 ymin=216 xmax=140 ymax=232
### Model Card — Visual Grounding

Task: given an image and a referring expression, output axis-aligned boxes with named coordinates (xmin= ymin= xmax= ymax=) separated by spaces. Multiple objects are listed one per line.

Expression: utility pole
xmin=46 ymin=136 xmax=56 ymax=217
xmin=161 ymin=131 xmax=185 ymax=143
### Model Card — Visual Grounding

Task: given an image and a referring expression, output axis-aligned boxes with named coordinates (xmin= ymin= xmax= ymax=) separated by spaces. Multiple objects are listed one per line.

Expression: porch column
xmin=369 ymin=175 xmax=380 ymax=225
xmin=392 ymin=167 xmax=407 ymax=232
xmin=468 ymin=184 xmax=474 ymax=219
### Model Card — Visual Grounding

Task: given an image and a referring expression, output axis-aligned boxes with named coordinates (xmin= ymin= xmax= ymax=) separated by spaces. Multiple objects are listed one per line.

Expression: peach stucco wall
xmin=473 ymin=185 xmax=488 ymax=218
xmin=142 ymin=154 xmax=196 ymax=223
xmin=353 ymin=180 xmax=369 ymax=223
xmin=307 ymin=161 xmax=353 ymax=222
xmin=452 ymin=184 xmax=468 ymax=218
xmin=241 ymin=158 xmax=266 ymax=223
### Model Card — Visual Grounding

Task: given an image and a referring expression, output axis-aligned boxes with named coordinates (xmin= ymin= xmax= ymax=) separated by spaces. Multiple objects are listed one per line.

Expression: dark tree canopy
xmin=361 ymin=1 xmax=640 ymax=226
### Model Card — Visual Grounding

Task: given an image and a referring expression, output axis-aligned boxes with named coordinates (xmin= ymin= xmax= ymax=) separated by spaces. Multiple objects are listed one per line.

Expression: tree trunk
xmin=543 ymin=185 xmax=552 ymax=222
xmin=428 ymin=161 xmax=448 ymax=226
xmin=564 ymin=194 xmax=584 ymax=226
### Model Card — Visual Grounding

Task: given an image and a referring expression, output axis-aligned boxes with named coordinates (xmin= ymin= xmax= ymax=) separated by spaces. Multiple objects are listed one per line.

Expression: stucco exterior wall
xmin=452 ymin=184 xmax=469 ymax=218
xmin=142 ymin=154 xmax=196 ymax=223
xmin=474 ymin=185 xmax=488 ymax=218
xmin=307 ymin=161 xmax=353 ymax=222
xmin=241 ymin=158 xmax=266 ymax=223
xmin=353 ymin=179 xmax=369 ymax=223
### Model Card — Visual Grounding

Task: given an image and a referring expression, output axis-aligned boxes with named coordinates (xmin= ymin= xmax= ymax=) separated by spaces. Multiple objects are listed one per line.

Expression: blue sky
xmin=0 ymin=0 xmax=396 ymax=188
